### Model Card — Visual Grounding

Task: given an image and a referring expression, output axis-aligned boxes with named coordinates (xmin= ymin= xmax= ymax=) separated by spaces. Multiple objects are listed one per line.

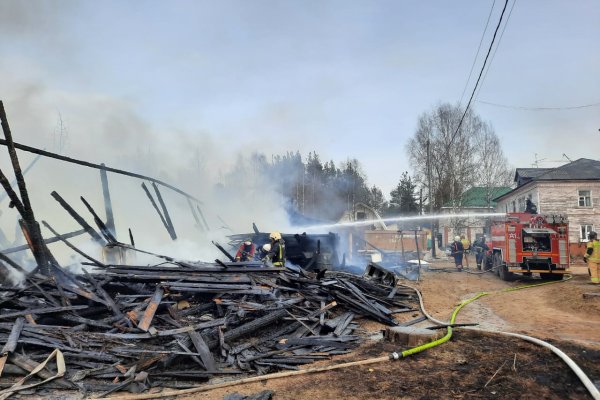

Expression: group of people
xmin=448 ymin=230 xmax=600 ymax=284
xmin=450 ymin=234 xmax=489 ymax=271
xmin=234 ymin=231 xmax=286 ymax=267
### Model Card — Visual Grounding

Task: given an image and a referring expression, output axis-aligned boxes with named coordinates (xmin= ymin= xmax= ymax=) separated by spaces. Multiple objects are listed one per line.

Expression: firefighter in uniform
xmin=584 ymin=231 xmax=600 ymax=284
xmin=460 ymin=235 xmax=471 ymax=268
xmin=451 ymin=236 xmax=464 ymax=271
xmin=265 ymin=231 xmax=286 ymax=267
xmin=235 ymin=240 xmax=256 ymax=262
xmin=473 ymin=235 xmax=489 ymax=271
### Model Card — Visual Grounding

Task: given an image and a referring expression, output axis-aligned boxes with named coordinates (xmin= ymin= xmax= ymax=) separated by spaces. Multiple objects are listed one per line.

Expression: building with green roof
xmin=438 ymin=186 xmax=512 ymax=248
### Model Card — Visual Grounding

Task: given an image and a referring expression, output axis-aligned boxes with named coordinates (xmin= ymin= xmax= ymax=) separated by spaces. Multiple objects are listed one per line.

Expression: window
xmin=581 ymin=225 xmax=594 ymax=242
xmin=511 ymin=201 xmax=516 ymax=212
xmin=578 ymin=190 xmax=592 ymax=207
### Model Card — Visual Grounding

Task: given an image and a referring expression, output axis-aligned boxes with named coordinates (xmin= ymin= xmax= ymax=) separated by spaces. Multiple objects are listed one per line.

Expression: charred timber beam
xmin=0 ymin=169 xmax=25 ymax=216
xmin=186 ymin=198 xmax=204 ymax=232
xmin=99 ymin=163 xmax=116 ymax=238
xmin=80 ymin=196 xmax=117 ymax=243
xmin=207 ymin=308 xmax=289 ymax=350
xmin=152 ymin=182 xmax=177 ymax=240
xmin=97 ymin=318 xmax=225 ymax=339
xmin=105 ymin=243 xmax=174 ymax=262
xmin=51 ymin=191 xmax=105 ymax=244
xmin=211 ymin=241 xmax=235 ymax=262
xmin=0 ymin=228 xmax=87 ymax=255
xmin=141 ymin=182 xmax=172 ymax=238
xmin=0 ymin=304 xmax=88 ymax=319
xmin=49 ymin=263 xmax=106 ymax=304
xmin=128 ymin=228 xmax=135 ymax=247
xmin=0 ymin=317 xmax=24 ymax=376
xmin=42 ymin=221 xmax=106 ymax=268
xmin=0 ymin=138 xmax=202 ymax=203
xmin=0 ymin=252 xmax=27 ymax=274
xmin=82 ymin=270 xmax=123 ymax=319
xmin=0 ymin=101 xmax=50 ymax=275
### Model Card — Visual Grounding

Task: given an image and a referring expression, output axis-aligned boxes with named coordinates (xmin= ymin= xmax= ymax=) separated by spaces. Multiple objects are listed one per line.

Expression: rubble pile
xmin=0 ymin=103 xmax=419 ymax=397
xmin=0 ymin=258 xmax=417 ymax=397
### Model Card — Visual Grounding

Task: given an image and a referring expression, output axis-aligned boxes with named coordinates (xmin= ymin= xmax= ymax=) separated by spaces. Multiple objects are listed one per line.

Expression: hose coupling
xmin=390 ymin=352 xmax=400 ymax=360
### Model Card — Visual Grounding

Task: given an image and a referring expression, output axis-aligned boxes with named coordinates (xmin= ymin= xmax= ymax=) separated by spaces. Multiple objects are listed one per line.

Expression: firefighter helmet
xmin=454 ymin=235 xmax=461 ymax=242
xmin=269 ymin=231 xmax=282 ymax=241
xmin=589 ymin=231 xmax=597 ymax=240
xmin=262 ymin=243 xmax=271 ymax=252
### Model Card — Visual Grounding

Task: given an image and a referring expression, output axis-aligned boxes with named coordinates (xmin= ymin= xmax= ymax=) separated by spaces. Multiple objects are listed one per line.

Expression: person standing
xmin=461 ymin=234 xmax=471 ymax=268
xmin=584 ymin=231 xmax=600 ymax=284
xmin=266 ymin=231 xmax=286 ymax=267
xmin=472 ymin=235 xmax=489 ymax=271
xmin=451 ymin=235 xmax=464 ymax=271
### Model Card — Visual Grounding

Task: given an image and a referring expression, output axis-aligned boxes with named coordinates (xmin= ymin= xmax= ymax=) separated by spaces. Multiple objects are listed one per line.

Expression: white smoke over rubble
xmin=0 ymin=80 xmax=297 ymax=276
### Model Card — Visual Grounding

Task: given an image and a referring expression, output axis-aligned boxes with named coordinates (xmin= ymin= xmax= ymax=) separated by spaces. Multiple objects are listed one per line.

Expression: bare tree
xmin=471 ymin=125 xmax=514 ymax=207
xmin=406 ymin=103 xmax=510 ymax=212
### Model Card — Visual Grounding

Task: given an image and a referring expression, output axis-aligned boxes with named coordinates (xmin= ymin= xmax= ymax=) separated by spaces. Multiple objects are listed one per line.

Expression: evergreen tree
xmin=367 ymin=185 xmax=387 ymax=215
xmin=388 ymin=172 xmax=419 ymax=215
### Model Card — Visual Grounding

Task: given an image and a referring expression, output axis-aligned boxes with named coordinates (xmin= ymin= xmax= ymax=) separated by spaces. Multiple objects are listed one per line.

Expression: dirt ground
xmin=176 ymin=260 xmax=600 ymax=400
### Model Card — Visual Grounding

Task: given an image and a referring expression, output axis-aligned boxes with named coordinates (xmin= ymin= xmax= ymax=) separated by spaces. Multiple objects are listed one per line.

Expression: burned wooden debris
xmin=229 ymin=229 xmax=341 ymax=272
xmin=0 ymin=257 xmax=417 ymax=396
xmin=0 ymin=103 xmax=421 ymax=397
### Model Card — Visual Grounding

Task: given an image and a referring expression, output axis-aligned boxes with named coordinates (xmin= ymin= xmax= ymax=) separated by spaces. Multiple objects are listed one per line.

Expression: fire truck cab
xmin=490 ymin=213 xmax=570 ymax=281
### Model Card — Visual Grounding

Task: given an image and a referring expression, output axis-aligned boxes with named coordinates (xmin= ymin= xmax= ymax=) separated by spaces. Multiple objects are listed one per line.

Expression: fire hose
xmin=104 ymin=275 xmax=600 ymax=400
xmin=402 ymin=277 xmax=600 ymax=400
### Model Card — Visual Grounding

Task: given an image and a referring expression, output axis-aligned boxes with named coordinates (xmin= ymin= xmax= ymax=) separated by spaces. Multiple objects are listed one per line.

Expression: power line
xmin=459 ymin=0 xmax=496 ymax=107
xmin=476 ymin=0 xmax=517 ymax=98
xmin=450 ymin=0 xmax=509 ymax=147
xmin=477 ymin=99 xmax=600 ymax=110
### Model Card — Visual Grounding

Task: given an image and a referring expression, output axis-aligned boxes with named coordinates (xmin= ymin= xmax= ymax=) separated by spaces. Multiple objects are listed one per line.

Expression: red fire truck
xmin=490 ymin=213 xmax=570 ymax=281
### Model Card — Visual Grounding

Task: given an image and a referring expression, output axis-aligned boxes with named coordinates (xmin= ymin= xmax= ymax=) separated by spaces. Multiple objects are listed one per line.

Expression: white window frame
xmin=581 ymin=224 xmax=594 ymax=242
xmin=578 ymin=190 xmax=592 ymax=207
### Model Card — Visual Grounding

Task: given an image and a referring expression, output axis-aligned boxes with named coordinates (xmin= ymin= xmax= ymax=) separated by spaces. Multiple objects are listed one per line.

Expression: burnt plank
xmin=0 ymin=304 xmax=88 ymax=319
xmin=188 ymin=331 xmax=217 ymax=371
xmin=333 ymin=312 xmax=354 ymax=336
xmin=0 ymin=317 xmax=24 ymax=376
xmin=137 ymin=287 xmax=164 ymax=331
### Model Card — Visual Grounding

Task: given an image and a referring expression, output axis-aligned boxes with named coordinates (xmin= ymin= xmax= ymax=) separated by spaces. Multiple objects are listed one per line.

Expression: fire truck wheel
xmin=492 ymin=253 xmax=502 ymax=276
xmin=498 ymin=265 xmax=514 ymax=281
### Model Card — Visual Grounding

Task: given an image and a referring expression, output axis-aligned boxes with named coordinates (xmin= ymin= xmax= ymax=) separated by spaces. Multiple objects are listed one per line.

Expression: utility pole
xmin=427 ymin=140 xmax=436 ymax=258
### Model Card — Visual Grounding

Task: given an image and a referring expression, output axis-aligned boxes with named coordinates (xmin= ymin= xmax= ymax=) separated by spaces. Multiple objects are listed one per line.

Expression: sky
xmin=0 ymin=0 xmax=599 ymax=264
xmin=1 ymin=0 xmax=599 ymax=192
